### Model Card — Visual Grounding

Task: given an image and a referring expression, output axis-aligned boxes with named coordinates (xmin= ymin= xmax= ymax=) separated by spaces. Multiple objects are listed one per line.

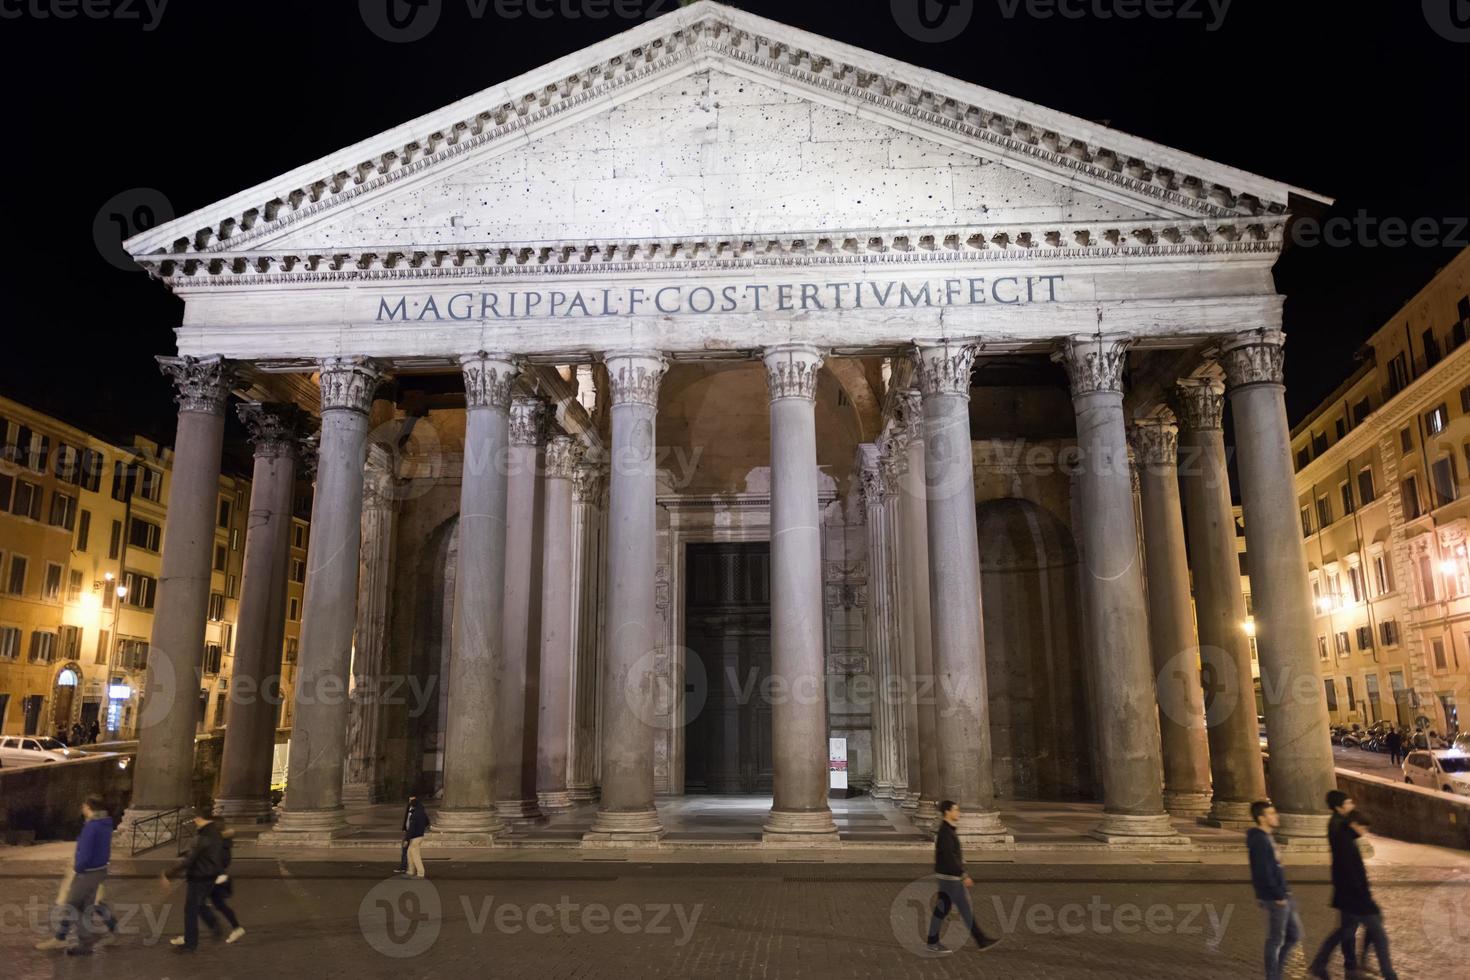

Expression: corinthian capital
xmin=318 ymin=357 xmax=384 ymax=414
xmin=895 ymin=388 xmax=925 ymax=442
xmin=156 ymin=355 xmax=239 ymax=416
xmin=509 ymin=396 xmax=551 ymax=447
xmin=237 ymin=402 xmax=308 ymax=459
xmin=1128 ymin=417 xmax=1179 ymax=470
xmin=604 ymin=350 xmax=667 ymax=409
xmin=545 ymin=435 xmax=582 ymax=479
xmin=1171 ymin=377 xmax=1225 ymax=431
xmin=1053 ymin=334 xmax=1130 ymax=397
xmin=762 ymin=344 xmax=824 ymax=402
xmin=912 ymin=341 xmax=977 ymax=399
xmin=1220 ymin=329 xmax=1286 ymax=390
xmin=460 ymin=352 xmax=519 ymax=411
xmin=572 ymin=460 xmax=603 ymax=503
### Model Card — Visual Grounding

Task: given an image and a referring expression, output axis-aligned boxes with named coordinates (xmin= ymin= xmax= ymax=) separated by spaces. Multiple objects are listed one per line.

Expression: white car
xmin=0 ymin=735 xmax=87 ymax=767
xmin=1402 ymin=749 xmax=1470 ymax=796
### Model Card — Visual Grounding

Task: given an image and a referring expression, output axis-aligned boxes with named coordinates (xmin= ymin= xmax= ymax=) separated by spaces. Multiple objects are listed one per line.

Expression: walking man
xmin=1309 ymin=795 xmax=1399 ymax=980
xmin=1246 ymin=800 xmax=1301 ymax=980
xmin=162 ymin=814 xmax=236 ymax=952
xmin=924 ymin=800 xmax=1002 ymax=955
xmin=403 ymin=794 xmax=430 ymax=879
xmin=34 ymin=795 xmax=116 ymax=955
xmin=1385 ymin=727 xmax=1403 ymax=767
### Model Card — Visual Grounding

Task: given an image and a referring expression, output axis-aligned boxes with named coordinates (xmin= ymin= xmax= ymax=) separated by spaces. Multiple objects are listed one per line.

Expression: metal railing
xmin=129 ymin=807 xmax=184 ymax=856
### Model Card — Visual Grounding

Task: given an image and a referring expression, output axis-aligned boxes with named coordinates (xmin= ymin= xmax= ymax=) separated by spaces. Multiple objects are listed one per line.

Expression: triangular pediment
xmin=126 ymin=1 xmax=1326 ymax=264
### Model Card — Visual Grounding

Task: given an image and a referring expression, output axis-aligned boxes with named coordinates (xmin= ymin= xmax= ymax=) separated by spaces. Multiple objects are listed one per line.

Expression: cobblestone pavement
xmin=3 ymin=862 xmax=1465 ymax=979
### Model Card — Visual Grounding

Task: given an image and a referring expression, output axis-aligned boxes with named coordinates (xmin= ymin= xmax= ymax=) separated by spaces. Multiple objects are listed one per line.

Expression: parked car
xmin=1403 ymin=749 xmax=1470 ymax=797
xmin=0 ymin=735 xmax=87 ymax=767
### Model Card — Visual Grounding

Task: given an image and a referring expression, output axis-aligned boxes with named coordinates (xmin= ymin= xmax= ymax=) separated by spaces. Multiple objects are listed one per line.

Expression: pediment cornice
xmin=125 ymin=2 xmax=1322 ymax=271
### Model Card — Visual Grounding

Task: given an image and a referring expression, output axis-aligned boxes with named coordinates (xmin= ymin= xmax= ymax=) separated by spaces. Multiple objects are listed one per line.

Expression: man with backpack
xmin=162 ymin=814 xmax=244 ymax=951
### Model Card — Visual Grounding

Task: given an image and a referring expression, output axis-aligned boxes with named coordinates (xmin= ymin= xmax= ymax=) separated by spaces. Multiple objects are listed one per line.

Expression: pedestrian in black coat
xmin=923 ymin=801 xmax=1002 ymax=955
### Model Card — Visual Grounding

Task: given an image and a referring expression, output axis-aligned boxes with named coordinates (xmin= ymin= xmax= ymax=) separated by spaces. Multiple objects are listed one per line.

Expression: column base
xmin=341 ymin=781 xmax=378 ymax=806
xmin=1162 ymin=790 xmax=1214 ymax=820
xmin=212 ymin=797 xmax=275 ymax=823
xmin=1200 ymin=798 xmax=1257 ymax=829
xmin=913 ymin=797 xmax=940 ymax=822
xmin=1088 ymin=812 xmax=1190 ymax=846
xmin=1274 ymin=811 xmax=1331 ymax=849
xmin=568 ymin=784 xmax=600 ymax=804
xmin=954 ymin=809 xmax=1013 ymax=847
xmin=870 ymin=781 xmax=896 ymax=801
xmin=537 ymin=790 xmax=574 ymax=812
xmin=428 ymin=808 xmax=507 ymax=846
xmin=898 ymin=790 xmax=919 ymax=810
xmin=495 ymin=799 xmax=548 ymax=826
xmin=582 ymin=808 xmax=665 ymax=846
xmin=762 ymin=808 xmax=840 ymax=845
xmin=258 ymin=807 xmax=353 ymax=845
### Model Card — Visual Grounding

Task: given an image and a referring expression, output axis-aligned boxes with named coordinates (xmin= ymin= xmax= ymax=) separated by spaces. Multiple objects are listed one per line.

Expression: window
xmin=1324 ymin=678 xmax=1339 ymax=711
xmin=25 ymin=431 xmax=50 ymax=473
xmin=128 ymin=518 xmax=162 ymax=552
xmin=1335 ymin=417 xmax=1346 ymax=440
xmin=202 ymin=643 xmax=223 ymax=675
xmin=290 ymin=558 xmax=306 ymax=583
xmin=284 ymin=637 xmax=298 ymax=663
xmin=137 ymin=466 xmax=161 ymax=502
xmin=41 ymin=563 xmax=63 ymax=602
xmin=95 ymin=629 xmax=109 ymax=665
xmin=1420 ymin=552 xmax=1439 ymax=602
xmin=288 ymin=596 xmax=300 ymax=622
xmin=1388 ymin=352 xmax=1411 ymax=396
xmin=1345 ymin=675 xmax=1357 ymax=710
xmin=67 ymin=569 xmax=83 ymax=603
xmin=1433 ymin=637 xmax=1449 ymax=670
xmin=1356 ymin=625 xmax=1374 ymax=650
xmin=1296 ymin=447 xmax=1311 ymax=471
xmin=28 ymin=630 xmax=56 ymax=664
xmin=230 ymin=528 xmax=240 ymax=552
xmin=122 ymin=572 xmax=157 ymax=610
xmin=1353 ymin=397 xmax=1372 ymax=426
xmin=60 ymin=624 xmax=81 ymax=659
xmin=53 ymin=444 xmax=80 ymax=485
xmin=1365 ymin=673 xmax=1381 ymax=717
xmin=1380 ymin=619 xmax=1399 ymax=646
xmin=1432 ymin=456 xmax=1458 ymax=508
xmin=118 ymin=638 xmax=148 ymax=671
xmin=1462 ymin=385 xmax=1470 ymax=415
xmin=1401 ymin=426 xmax=1414 ymax=453
xmin=218 ymin=498 xmax=232 ymax=528
xmin=76 ymin=509 xmax=90 ymax=552
xmin=1427 ymin=403 xmax=1450 ymax=435
xmin=1300 ymin=506 xmax=1313 ymax=537
xmin=226 ymin=574 xmax=237 ymax=599
xmin=0 ymin=472 xmax=10 ymax=511
xmin=213 ymin=543 xmax=227 ymax=572
xmin=1403 ymin=475 xmax=1422 ymax=520
xmin=47 ymin=491 xmax=76 ymax=531
xmin=1348 ymin=564 xmax=1365 ymax=603
xmin=1425 ymin=329 xmax=1443 ymax=368
xmin=1357 ymin=467 xmax=1376 ymax=505
xmin=1312 ymin=431 xmax=1328 ymax=456
xmin=1317 ymin=635 xmax=1329 ymax=661
xmin=207 ymin=593 xmax=225 ymax=622
xmin=1340 ymin=482 xmax=1354 ymax=516
xmin=293 ymin=524 xmax=305 ymax=549
xmin=1373 ymin=553 xmax=1392 ymax=594
xmin=6 ymin=555 xmax=27 ymax=595
xmin=1335 ymin=631 xmax=1350 ymax=656
xmin=111 ymin=461 xmax=131 ymax=502
xmin=108 ymin=520 xmax=121 ymax=560
xmin=223 ymin=623 xmax=232 ymax=653
xmin=11 ymin=479 xmax=42 ymax=520
xmin=0 ymin=627 xmax=19 ymax=660
xmin=78 ymin=448 xmax=103 ymax=492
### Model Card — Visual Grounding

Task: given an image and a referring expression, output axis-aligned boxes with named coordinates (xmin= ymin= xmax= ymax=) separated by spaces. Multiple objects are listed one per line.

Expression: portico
xmin=120 ymin=2 xmax=1337 ymax=847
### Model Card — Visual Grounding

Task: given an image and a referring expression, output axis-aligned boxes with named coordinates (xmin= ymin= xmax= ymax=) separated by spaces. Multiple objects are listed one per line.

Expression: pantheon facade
xmin=120 ymin=2 xmax=1337 ymax=846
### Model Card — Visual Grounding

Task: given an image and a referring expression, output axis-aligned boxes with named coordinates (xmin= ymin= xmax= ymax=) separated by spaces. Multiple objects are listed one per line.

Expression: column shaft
xmin=897 ymin=392 xmax=942 ymax=825
xmin=859 ymin=447 xmax=897 ymax=800
xmin=343 ymin=459 xmax=396 ymax=804
xmin=537 ymin=436 xmax=580 ymax=811
xmin=568 ymin=463 xmax=604 ymax=802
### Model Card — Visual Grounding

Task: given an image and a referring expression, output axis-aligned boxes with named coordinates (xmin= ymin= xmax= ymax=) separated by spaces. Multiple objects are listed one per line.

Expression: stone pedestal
xmin=1173 ymin=378 xmax=1267 ymax=828
xmin=268 ymin=358 xmax=382 ymax=841
xmin=1129 ymin=417 xmax=1214 ymax=820
xmin=760 ymin=345 xmax=839 ymax=845
xmin=584 ymin=351 xmax=667 ymax=845
xmin=216 ymin=403 xmax=303 ymax=822
xmin=1054 ymin=336 xmax=1184 ymax=845
xmin=1223 ymin=330 xmax=1335 ymax=842
xmin=537 ymin=435 xmax=580 ymax=812
xmin=914 ymin=342 xmax=1011 ymax=847
xmin=122 ymin=356 xmax=236 ymax=832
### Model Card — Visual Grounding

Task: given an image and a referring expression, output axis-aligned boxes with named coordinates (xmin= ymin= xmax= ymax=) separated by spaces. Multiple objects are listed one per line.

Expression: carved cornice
xmin=509 ymin=396 xmax=551 ymax=447
xmin=237 ymin=402 xmax=308 ymax=458
xmin=762 ymin=344 xmax=824 ymax=402
xmin=1221 ymin=329 xmax=1286 ymax=390
xmin=605 ymin=350 xmax=667 ymax=409
xmin=136 ymin=219 xmax=1289 ymax=287
xmin=913 ymin=341 xmax=976 ymax=399
xmin=1128 ymin=417 xmax=1179 ymax=469
xmin=131 ymin=10 xmax=1284 ymax=278
xmin=1171 ymin=377 xmax=1226 ymax=431
xmin=318 ymin=356 xmax=383 ymax=414
xmin=1053 ymin=334 xmax=1130 ymax=397
xmin=460 ymin=351 xmax=519 ymax=410
xmin=156 ymin=355 xmax=239 ymax=416
xmin=545 ymin=435 xmax=581 ymax=479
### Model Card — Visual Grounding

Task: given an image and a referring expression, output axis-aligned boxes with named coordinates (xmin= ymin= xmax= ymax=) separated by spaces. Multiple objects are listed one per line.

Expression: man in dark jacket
xmin=35 ymin=795 xmax=116 ymax=955
xmin=1309 ymin=796 xmax=1399 ymax=980
xmin=163 ymin=814 xmax=229 ymax=952
xmin=404 ymin=794 xmax=430 ymax=879
xmin=1246 ymin=801 xmax=1300 ymax=980
xmin=1385 ymin=727 xmax=1403 ymax=766
xmin=924 ymin=800 xmax=1001 ymax=955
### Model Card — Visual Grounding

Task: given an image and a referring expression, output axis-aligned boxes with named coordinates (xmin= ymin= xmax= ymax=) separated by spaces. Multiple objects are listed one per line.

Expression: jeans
xmin=1309 ymin=911 xmax=1361 ymax=975
xmin=926 ymin=878 xmax=992 ymax=947
xmin=56 ymin=869 xmax=113 ymax=947
xmin=1260 ymin=897 xmax=1301 ymax=980
xmin=1348 ymin=913 xmax=1398 ymax=980
xmin=184 ymin=879 xmax=224 ymax=949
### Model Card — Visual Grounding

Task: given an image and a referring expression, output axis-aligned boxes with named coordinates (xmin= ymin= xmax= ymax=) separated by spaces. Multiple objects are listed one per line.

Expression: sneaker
xmin=924 ymin=942 xmax=953 ymax=955
xmin=34 ymin=937 xmax=68 ymax=951
xmin=226 ymin=927 xmax=245 ymax=944
xmin=976 ymin=936 xmax=1005 ymax=952
xmin=65 ymin=945 xmax=94 ymax=956
xmin=94 ymin=933 xmax=116 ymax=948
xmin=170 ymin=936 xmax=186 ymax=947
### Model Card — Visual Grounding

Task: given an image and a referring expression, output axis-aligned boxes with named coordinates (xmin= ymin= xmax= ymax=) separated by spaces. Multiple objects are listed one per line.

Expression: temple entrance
xmin=683 ymin=542 xmax=774 ymax=795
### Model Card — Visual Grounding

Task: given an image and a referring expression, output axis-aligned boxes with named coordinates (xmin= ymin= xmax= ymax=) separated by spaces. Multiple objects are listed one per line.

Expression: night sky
xmin=1 ymin=0 xmax=1465 ymax=457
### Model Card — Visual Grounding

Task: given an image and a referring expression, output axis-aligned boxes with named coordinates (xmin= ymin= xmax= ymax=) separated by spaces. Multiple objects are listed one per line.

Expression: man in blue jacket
xmin=35 ymin=795 xmax=116 ymax=956
xmin=1246 ymin=800 xmax=1301 ymax=980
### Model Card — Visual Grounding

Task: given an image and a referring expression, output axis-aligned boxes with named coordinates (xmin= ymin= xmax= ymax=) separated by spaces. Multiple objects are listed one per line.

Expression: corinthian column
xmin=537 ymin=435 xmax=581 ymax=811
xmin=435 ymin=352 xmax=517 ymax=839
xmin=123 ymin=355 xmax=237 ymax=829
xmin=913 ymin=341 xmax=1010 ymax=846
xmin=269 ymin=357 xmax=382 ymax=840
xmin=1053 ymin=335 xmax=1181 ymax=843
xmin=880 ymin=439 xmax=918 ymax=807
xmin=1128 ymin=416 xmax=1213 ymax=819
xmin=858 ymin=446 xmax=899 ymax=801
xmin=1173 ymin=378 xmax=1267 ymax=827
xmin=343 ymin=453 xmax=396 ymax=804
xmin=761 ymin=344 xmax=839 ymax=844
xmin=216 ymin=403 xmax=305 ymax=821
xmin=568 ymin=460 xmax=605 ymax=803
xmin=497 ymin=396 xmax=550 ymax=824
xmin=584 ymin=350 xmax=667 ymax=844
xmin=1222 ymin=329 xmax=1335 ymax=841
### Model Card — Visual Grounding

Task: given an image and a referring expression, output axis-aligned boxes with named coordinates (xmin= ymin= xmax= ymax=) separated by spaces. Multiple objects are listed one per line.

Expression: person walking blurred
xmin=34 ymin=796 xmax=116 ymax=956
xmin=1246 ymin=801 xmax=1301 ymax=980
